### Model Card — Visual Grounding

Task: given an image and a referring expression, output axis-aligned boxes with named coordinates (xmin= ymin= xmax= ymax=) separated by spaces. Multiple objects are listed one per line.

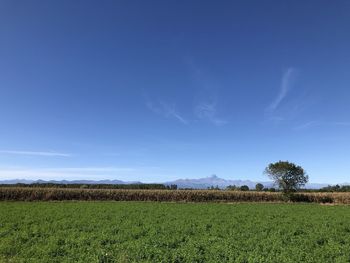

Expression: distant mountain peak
xmin=0 ymin=176 xmax=330 ymax=190
xmin=165 ymin=175 xmax=273 ymax=189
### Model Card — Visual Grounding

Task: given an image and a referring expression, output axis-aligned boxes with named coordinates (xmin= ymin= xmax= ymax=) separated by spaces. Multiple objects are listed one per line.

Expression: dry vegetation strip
xmin=1 ymin=188 xmax=350 ymax=203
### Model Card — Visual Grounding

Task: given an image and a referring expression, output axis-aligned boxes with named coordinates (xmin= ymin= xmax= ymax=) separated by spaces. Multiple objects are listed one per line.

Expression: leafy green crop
xmin=1 ymin=202 xmax=350 ymax=262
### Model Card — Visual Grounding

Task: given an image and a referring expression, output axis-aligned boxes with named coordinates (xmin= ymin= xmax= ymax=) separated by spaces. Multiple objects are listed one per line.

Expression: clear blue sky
xmin=1 ymin=0 xmax=350 ymax=183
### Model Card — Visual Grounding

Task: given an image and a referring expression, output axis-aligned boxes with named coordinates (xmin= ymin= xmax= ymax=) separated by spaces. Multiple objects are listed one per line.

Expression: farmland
xmin=1 ymin=187 xmax=350 ymax=204
xmin=1 ymin=202 xmax=350 ymax=262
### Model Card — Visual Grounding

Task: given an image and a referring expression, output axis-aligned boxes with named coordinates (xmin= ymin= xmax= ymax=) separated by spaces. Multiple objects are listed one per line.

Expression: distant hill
xmin=165 ymin=175 xmax=273 ymax=189
xmin=0 ymin=179 xmax=141 ymax=185
xmin=166 ymin=175 xmax=329 ymax=189
xmin=0 ymin=179 xmax=35 ymax=184
xmin=0 ymin=175 xmax=330 ymax=189
xmin=305 ymin=183 xmax=330 ymax=189
xmin=41 ymin=179 xmax=142 ymax=185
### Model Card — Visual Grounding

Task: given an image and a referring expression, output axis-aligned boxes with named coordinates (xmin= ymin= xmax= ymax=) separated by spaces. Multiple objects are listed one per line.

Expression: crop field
xmin=1 ymin=202 xmax=350 ymax=262
xmin=2 ymin=187 xmax=350 ymax=204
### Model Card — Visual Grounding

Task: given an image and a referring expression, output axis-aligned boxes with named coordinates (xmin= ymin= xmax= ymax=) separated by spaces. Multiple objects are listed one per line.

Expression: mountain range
xmin=165 ymin=175 xmax=273 ymax=189
xmin=0 ymin=175 xmax=331 ymax=189
xmin=0 ymin=179 xmax=141 ymax=185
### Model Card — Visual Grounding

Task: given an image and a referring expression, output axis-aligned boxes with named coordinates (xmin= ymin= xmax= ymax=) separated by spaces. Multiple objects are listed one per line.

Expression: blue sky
xmin=0 ymin=0 xmax=350 ymax=183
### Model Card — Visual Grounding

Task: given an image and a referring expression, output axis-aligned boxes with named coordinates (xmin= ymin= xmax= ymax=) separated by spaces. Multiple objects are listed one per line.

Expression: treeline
xmin=319 ymin=185 xmax=350 ymax=192
xmin=1 ymin=188 xmax=350 ymax=203
xmin=3 ymin=183 xmax=350 ymax=192
xmin=225 ymin=184 xmax=277 ymax=192
xmin=0 ymin=183 xmax=178 ymax=190
xmin=227 ymin=184 xmax=350 ymax=193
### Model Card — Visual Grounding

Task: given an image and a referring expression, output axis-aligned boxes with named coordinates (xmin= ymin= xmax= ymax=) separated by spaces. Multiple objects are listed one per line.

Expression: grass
xmin=1 ymin=202 xmax=350 ymax=262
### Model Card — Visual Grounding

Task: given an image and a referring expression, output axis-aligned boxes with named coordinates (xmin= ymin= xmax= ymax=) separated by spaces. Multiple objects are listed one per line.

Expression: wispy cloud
xmin=146 ymin=99 xmax=188 ymax=124
xmin=185 ymin=58 xmax=228 ymax=126
xmin=0 ymin=166 xmax=142 ymax=180
xmin=294 ymin=121 xmax=320 ymax=130
xmin=144 ymin=58 xmax=228 ymax=126
xmin=0 ymin=166 xmax=166 ymax=181
xmin=333 ymin=122 xmax=350 ymax=126
xmin=267 ymin=67 xmax=298 ymax=113
xmin=44 ymin=167 xmax=136 ymax=172
xmin=0 ymin=150 xmax=71 ymax=157
xmin=295 ymin=121 xmax=350 ymax=130
xmin=194 ymin=101 xmax=228 ymax=126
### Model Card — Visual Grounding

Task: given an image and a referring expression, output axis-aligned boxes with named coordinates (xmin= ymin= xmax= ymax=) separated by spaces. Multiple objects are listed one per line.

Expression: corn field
xmin=1 ymin=187 xmax=350 ymax=203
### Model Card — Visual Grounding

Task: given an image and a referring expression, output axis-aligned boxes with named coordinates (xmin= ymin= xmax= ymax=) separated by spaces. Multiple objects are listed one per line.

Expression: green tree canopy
xmin=240 ymin=185 xmax=249 ymax=191
xmin=264 ymin=161 xmax=308 ymax=193
xmin=255 ymin=183 xmax=264 ymax=191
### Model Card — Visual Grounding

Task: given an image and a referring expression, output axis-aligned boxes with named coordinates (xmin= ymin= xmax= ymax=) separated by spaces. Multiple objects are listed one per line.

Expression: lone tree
xmin=264 ymin=161 xmax=308 ymax=193
xmin=255 ymin=183 xmax=264 ymax=191
xmin=240 ymin=185 xmax=249 ymax=191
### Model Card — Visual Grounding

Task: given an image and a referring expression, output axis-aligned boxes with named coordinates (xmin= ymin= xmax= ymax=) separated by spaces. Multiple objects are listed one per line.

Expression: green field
xmin=1 ymin=202 xmax=350 ymax=262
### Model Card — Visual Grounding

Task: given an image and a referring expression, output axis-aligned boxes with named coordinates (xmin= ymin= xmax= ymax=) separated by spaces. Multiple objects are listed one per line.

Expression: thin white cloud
xmin=0 ymin=166 xmax=167 ymax=182
xmin=0 ymin=150 xmax=71 ymax=157
xmin=44 ymin=167 xmax=136 ymax=172
xmin=146 ymin=100 xmax=188 ymax=124
xmin=267 ymin=67 xmax=298 ymax=112
xmin=333 ymin=122 xmax=350 ymax=126
xmin=144 ymin=58 xmax=228 ymax=127
xmin=194 ymin=101 xmax=228 ymax=126
xmin=295 ymin=121 xmax=350 ymax=130
xmin=294 ymin=121 xmax=320 ymax=130
xmin=0 ymin=166 xmax=139 ymax=180
xmin=185 ymin=58 xmax=228 ymax=126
